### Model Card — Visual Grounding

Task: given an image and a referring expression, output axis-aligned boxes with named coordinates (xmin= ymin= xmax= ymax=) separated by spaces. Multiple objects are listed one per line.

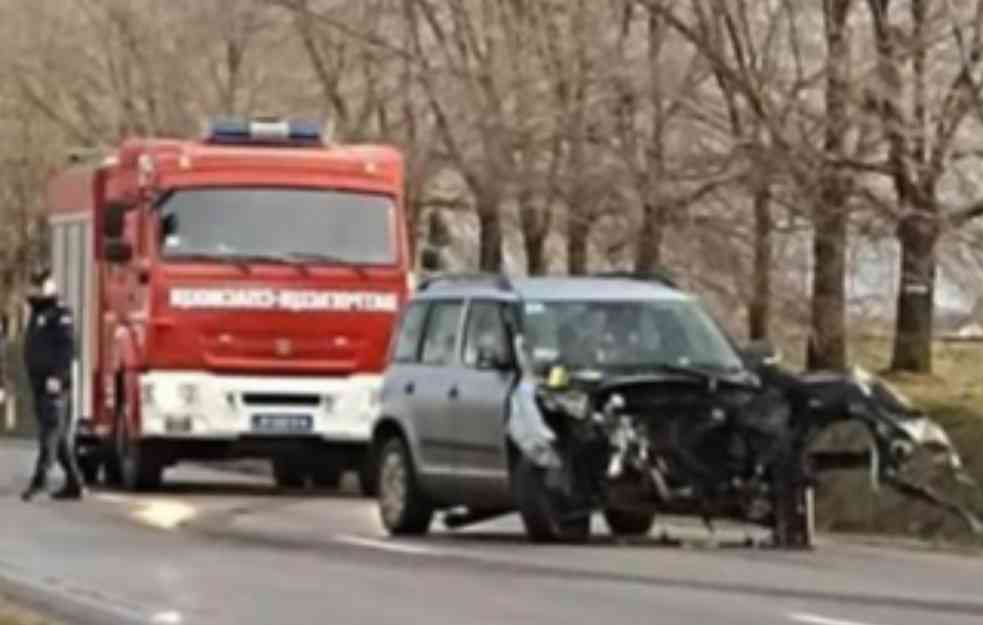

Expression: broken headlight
xmin=549 ymin=389 xmax=592 ymax=420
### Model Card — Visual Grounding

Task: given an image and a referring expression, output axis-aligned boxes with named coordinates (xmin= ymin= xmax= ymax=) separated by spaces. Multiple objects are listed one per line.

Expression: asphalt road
xmin=1 ymin=440 xmax=982 ymax=625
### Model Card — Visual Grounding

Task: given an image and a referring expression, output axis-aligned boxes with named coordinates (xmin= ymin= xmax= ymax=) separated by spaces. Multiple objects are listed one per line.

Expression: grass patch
xmin=0 ymin=596 xmax=67 ymax=625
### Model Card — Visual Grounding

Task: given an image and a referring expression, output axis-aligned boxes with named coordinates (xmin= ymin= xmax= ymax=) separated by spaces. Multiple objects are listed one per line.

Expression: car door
xmin=446 ymin=299 xmax=516 ymax=506
xmin=412 ymin=298 xmax=466 ymax=475
xmin=381 ymin=300 xmax=435 ymax=464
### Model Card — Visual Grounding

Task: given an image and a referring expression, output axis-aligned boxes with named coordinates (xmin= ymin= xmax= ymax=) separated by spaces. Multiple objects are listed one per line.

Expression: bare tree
xmin=859 ymin=0 xmax=983 ymax=372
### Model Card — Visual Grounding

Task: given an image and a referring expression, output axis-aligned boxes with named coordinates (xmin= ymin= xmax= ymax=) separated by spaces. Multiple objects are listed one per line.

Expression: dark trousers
xmin=28 ymin=384 xmax=82 ymax=491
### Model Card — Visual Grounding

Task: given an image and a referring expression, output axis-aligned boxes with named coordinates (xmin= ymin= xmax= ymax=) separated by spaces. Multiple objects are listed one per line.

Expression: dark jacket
xmin=23 ymin=300 xmax=75 ymax=387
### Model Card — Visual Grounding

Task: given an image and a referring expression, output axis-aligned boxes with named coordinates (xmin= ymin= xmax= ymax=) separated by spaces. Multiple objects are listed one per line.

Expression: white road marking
xmin=0 ymin=565 xmax=150 ymax=624
xmin=132 ymin=500 xmax=198 ymax=530
xmin=789 ymin=612 xmax=883 ymax=625
xmin=92 ymin=492 xmax=133 ymax=504
xmin=333 ymin=534 xmax=445 ymax=556
xmin=151 ymin=610 xmax=184 ymax=624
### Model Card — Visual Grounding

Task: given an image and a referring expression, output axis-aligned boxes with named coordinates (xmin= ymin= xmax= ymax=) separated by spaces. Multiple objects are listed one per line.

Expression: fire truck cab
xmin=45 ymin=118 xmax=411 ymax=493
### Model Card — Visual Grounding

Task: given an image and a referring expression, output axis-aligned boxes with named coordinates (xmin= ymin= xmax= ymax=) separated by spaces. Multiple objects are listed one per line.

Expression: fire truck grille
xmin=241 ymin=393 xmax=322 ymax=407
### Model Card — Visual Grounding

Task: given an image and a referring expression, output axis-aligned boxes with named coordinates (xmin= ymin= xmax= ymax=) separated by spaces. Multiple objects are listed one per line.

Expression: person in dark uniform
xmin=20 ymin=268 xmax=84 ymax=501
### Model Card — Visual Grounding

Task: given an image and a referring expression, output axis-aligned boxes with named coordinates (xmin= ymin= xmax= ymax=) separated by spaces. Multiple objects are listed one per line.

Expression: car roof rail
xmin=590 ymin=269 xmax=679 ymax=289
xmin=416 ymin=272 xmax=514 ymax=293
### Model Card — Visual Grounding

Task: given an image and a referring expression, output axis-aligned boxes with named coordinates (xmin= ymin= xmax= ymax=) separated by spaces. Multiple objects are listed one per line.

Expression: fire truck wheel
xmin=116 ymin=419 xmax=163 ymax=492
xmin=357 ymin=457 xmax=378 ymax=497
xmin=273 ymin=457 xmax=306 ymax=489
xmin=310 ymin=460 xmax=342 ymax=489
xmin=78 ymin=457 xmax=101 ymax=485
xmin=104 ymin=451 xmax=123 ymax=486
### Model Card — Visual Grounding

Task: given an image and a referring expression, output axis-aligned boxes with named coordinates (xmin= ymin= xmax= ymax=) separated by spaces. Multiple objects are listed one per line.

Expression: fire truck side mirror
xmin=104 ymin=240 xmax=134 ymax=264
xmin=103 ymin=200 xmax=131 ymax=239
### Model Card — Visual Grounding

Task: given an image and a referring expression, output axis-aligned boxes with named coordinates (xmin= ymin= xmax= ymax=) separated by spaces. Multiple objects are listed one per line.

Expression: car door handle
xmin=448 ymin=386 xmax=459 ymax=400
xmin=404 ymin=382 xmax=415 ymax=395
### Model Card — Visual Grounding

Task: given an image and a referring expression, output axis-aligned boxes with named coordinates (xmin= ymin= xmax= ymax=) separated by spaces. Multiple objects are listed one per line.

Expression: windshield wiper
xmin=282 ymin=252 xmax=367 ymax=276
xmin=646 ymin=363 xmax=758 ymax=390
xmin=166 ymin=252 xmax=252 ymax=274
xmin=227 ymin=253 xmax=313 ymax=275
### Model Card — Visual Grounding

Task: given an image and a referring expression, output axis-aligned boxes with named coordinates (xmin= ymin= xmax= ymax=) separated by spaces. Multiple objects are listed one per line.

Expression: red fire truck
xmin=44 ymin=118 xmax=411 ymax=493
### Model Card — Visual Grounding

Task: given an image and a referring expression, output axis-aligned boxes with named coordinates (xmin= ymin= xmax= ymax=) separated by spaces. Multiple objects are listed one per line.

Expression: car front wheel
xmin=513 ymin=456 xmax=590 ymax=544
xmin=603 ymin=508 xmax=656 ymax=537
xmin=377 ymin=437 xmax=433 ymax=535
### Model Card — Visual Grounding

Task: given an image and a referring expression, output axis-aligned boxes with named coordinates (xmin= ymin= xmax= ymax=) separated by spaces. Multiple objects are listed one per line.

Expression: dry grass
xmin=0 ymin=597 xmax=66 ymax=625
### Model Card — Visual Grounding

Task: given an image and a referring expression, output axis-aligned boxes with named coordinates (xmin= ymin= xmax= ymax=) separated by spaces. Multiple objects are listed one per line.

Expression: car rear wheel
xmin=603 ymin=508 xmax=656 ymax=537
xmin=513 ymin=456 xmax=590 ymax=544
xmin=377 ymin=437 xmax=433 ymax=535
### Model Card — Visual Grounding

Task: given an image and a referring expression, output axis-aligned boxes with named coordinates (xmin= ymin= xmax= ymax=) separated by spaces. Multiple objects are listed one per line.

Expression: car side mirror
xmin=105 ymin=239 xmax=134 ymax=264
xmin=742 ymin=338 xmax=780 ymax=368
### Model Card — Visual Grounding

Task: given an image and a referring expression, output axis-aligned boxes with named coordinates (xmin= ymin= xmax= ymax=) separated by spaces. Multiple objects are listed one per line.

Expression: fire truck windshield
xmin=157 ymin=187 xmax=396 ymax=265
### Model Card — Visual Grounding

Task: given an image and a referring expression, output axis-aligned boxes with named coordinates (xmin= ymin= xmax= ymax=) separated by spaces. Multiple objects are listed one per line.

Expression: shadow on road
xmin=88 ymin=480 xmax=370 ymax=501
xmin=427 ymin=529 xmax=773 ymax=551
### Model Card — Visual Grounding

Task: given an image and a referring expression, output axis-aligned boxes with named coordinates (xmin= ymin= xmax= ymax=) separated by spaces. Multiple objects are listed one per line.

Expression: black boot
xmin=51 ymin=484 xmax=83 ymax=500
xmin=21 ymin=485 xmax=44 ymax=502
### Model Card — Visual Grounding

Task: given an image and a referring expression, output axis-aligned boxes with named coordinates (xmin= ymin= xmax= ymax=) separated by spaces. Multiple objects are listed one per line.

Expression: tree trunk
xmin=808 ymin=0 xmax=853 ymax=371
xmin=519 ymin=190 xmax=550 ymax=275
xmin=891 ymin=211 xmax=937 ymax=372
xmin=749 ymin=184 xmax=772 ymax=340
xmin=635 ymin=201 xmax=667 ymax=273
xmin=808 ymin=203 xmax=848 ymax=370
xmin=477 ymin=195 xmax=503 ymax=272
xmin=522 ymin=213 xmax=549 ymax=275
xmin=567 ymin=214 xmax=590 ymax=275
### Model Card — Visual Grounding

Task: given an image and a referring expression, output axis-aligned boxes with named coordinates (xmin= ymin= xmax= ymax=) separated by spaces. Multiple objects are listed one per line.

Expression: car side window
xmin=392 ymin=302 xmax=429 ymax=363
xmin=420 ymin=300 xmax=464 ymax=366
xmin=462 ymin=301 xmax=509 ymax=368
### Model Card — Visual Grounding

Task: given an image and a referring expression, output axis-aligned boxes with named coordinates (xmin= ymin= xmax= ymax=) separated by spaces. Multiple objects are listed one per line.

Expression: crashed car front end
xmin=507 ymin=333 xmax=981 ymax=547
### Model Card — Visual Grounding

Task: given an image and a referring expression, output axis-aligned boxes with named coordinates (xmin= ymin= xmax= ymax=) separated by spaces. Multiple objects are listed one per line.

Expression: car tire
xmin=603 ymin=508 xmax=656 ymax=537
xmin=273 ymin=457 xmax=307 ymax=489
xmin=513 ymin=456 xmax=590 ymax=544
xmin=377 ymin=437 xmax=433 ymax=535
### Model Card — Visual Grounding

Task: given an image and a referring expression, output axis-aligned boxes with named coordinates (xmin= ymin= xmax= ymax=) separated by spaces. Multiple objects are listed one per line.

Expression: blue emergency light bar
xmin=204 ymin=117 xmax=325 ymax=147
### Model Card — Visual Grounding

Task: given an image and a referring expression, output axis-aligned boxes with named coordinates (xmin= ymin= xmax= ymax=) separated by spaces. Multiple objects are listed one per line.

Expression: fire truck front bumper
xmin=137 ymin=371 xmax=381 ymax=443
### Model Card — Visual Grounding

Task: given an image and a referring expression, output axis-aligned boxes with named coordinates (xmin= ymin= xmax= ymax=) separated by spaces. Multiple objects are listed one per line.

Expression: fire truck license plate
xmin=251 ymin=414 xmax=313 ymax=433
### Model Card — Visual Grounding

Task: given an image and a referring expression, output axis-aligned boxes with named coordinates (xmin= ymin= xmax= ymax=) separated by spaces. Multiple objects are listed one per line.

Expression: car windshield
xmin=157 ymin=187 xmax=395 ymax=264
xmin=520 ymin=299 xmax=744 ymax=374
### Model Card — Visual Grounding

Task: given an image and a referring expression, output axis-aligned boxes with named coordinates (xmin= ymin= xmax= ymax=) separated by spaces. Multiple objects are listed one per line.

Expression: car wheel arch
xmin=372 ymin=417 xmax=419 ymax=470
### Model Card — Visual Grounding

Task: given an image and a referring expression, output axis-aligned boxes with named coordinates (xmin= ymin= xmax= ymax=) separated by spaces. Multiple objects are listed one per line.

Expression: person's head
xmin=27 ymin=268 xmax=58 ymax=308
